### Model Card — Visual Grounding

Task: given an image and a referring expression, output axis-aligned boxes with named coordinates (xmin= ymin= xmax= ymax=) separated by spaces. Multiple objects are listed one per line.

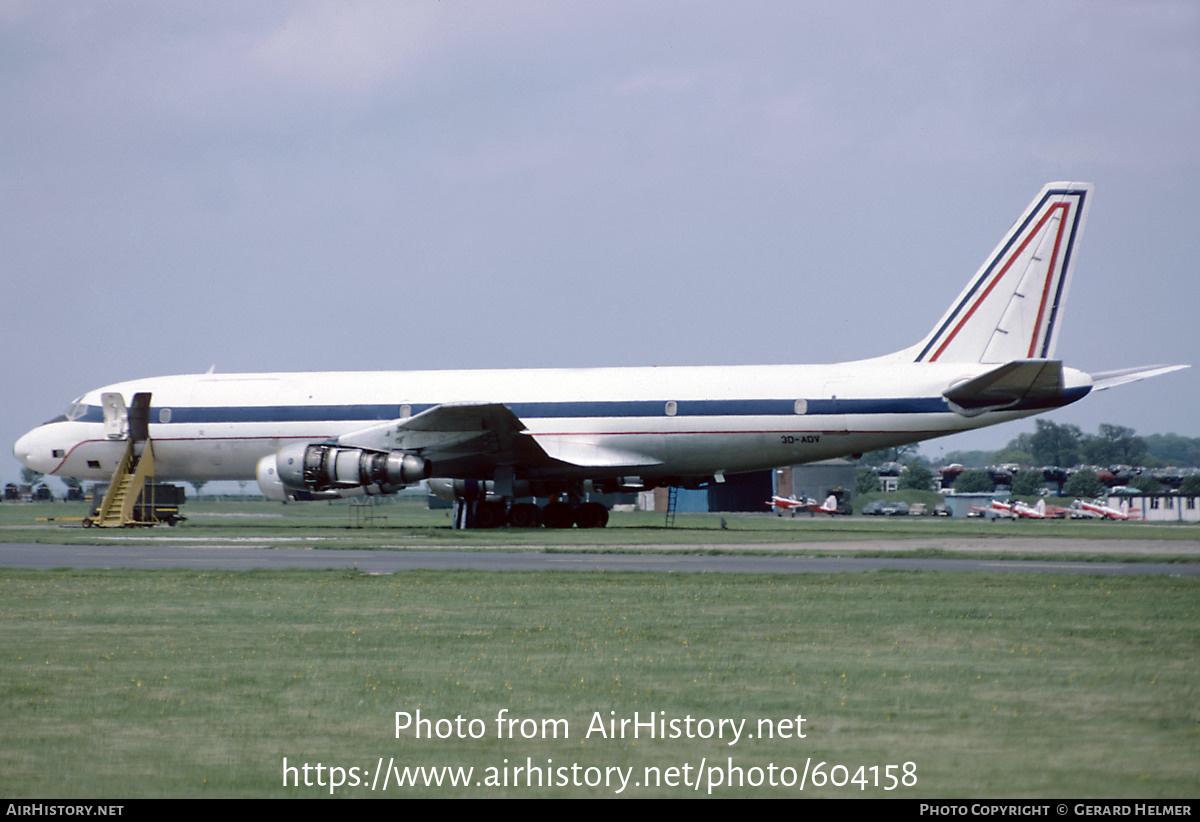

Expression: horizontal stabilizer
xmin=1090 ymin=364 xmax=1189 ymax=391
xmin=943 ymin=360 xmax=1064 ymax=417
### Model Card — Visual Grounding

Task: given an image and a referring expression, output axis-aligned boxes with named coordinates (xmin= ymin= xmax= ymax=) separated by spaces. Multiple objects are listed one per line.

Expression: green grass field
xmin=1 ymin=499 xmax=1197 ymax=797
xmin=1 ymin=567 xmax=1197 ymax=798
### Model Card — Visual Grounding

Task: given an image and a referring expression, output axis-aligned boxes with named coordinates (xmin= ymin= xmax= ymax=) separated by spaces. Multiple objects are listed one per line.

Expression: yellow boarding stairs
xmin=89 ymin=439 xmax=157 ymax=527
xmin=85 ymin=391 xmax=181 ymax=528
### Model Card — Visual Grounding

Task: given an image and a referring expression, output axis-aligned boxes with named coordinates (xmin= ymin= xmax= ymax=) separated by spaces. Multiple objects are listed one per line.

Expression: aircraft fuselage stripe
xmin=68 ymin=397 xmax=955 ymax=425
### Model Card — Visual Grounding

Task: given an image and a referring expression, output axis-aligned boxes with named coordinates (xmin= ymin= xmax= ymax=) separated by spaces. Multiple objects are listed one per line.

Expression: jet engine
xmin=272 ymin=442 xmax=431 ymax=496
xmin=255 ymin=454 xmax=289 ymax=501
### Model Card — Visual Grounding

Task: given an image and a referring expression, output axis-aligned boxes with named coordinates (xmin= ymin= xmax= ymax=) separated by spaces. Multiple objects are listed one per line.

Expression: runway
xmin=1 ymin=541 xmax=1196 ymax=576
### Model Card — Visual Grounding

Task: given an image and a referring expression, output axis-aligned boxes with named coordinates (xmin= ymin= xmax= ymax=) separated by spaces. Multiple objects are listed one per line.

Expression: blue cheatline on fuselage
xmin=57 ymin=390 xmax=1088 ymax=427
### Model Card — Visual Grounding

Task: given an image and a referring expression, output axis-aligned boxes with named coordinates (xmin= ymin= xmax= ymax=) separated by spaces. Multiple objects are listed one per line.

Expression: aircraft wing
xmin=530 ymin=436 xmax=663 ymax=468
xmin=334 ymin=402 xmax=528 ymax=458
xmin=331 ymin=402 xmax=661 ymax=470
xmin=1089 ymin=364 xmax=1189 ymax=391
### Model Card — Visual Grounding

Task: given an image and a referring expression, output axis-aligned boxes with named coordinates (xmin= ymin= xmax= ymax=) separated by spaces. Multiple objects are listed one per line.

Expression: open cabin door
xmin=100 ymin=393 xmax=127 ymax=440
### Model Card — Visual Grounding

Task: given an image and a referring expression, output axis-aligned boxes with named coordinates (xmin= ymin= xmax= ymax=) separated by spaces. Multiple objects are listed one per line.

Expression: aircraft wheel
xmin=542 ymin=502 xmax=575 ymax=529
xmin=474 ymin=501 xmax=507 ymax=529
xmin=574 ymin=502 xmax=609 ymax=528
xmin=508 ymin=503 xmax=541 ymax=528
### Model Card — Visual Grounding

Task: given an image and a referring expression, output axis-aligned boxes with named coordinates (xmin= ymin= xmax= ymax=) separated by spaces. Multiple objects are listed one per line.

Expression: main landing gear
xmin=451 ymin=497 xmax=610 ymax=529
xmin=434 ymin=477 xmax=620 ymax=529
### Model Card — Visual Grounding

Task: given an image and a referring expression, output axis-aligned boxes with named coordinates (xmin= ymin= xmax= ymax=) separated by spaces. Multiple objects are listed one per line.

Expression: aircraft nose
xmin=13 ymin=426 xmax=57 ymax=474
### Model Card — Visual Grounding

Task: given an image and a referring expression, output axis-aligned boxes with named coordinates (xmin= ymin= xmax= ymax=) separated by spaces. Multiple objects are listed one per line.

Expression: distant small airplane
xmin=1077 ymin=499 xmax=1143 ymax=521
xmin=973 ymin=498 xmax=1064 ymax=519
xmin=972 ymin=499 xmax=1018 ymax=518
xmin=1012 ymin=499 xmax=1068 ymax=519
xmin=768 ymin=494 xmax=813 ymax=515
xmin=1013 ymin=500 xmax=1046 ymax=518
xmin=767 ymin=494 xmax=844 ymax=516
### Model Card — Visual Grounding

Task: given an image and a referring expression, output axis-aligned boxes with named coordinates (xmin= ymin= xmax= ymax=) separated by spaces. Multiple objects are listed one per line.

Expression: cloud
xmin=249 ymin=2 xmax=441 ymax=95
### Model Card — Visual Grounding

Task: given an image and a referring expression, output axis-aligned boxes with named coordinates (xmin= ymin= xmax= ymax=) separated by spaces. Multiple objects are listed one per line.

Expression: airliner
xmin=13 ymin=183 xmax=1187 ymax=528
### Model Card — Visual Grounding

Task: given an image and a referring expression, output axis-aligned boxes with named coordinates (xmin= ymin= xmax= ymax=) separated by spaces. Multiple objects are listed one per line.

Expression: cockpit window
xmin=44 ymin=398 xmax=89 ymax=425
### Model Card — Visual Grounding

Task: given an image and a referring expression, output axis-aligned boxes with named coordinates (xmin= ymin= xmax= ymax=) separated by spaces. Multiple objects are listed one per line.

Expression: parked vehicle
xmin=861 ymin=500 xmax=888 ymax=516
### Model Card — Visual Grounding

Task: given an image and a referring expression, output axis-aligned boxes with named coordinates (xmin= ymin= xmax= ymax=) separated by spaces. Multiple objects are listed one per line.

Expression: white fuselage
xmin=15 ymin=360 xmax=1093 ymax=485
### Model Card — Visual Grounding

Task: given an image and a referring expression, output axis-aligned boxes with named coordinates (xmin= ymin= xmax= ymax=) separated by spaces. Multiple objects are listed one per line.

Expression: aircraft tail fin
xmin=905 ymin=183 xmax=1092 ymax=363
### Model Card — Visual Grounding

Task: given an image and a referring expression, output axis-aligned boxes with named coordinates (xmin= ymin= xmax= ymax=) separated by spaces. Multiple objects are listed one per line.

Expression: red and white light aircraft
xmin=1077 ymin=499 xmax=1143 ymax=521
xmin=1012 ymin=499 xmax=1067 ymax=519
xmin=768 ymin=495 xmax=812 ymax=514
xmin=972 ymin=499 xmax=1018 ymax=518
xmin=767 ymin=494 xmax=843 ymax=516
xmin=972 ymin=498 xmax=1064 ymax=519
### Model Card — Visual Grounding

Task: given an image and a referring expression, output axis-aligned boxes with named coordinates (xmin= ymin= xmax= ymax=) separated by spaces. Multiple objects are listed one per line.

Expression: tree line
xmin=941 ymin=421 xmax=1200 ymax=470
xmin=855 ymin=421 xmax=1200 ymax=497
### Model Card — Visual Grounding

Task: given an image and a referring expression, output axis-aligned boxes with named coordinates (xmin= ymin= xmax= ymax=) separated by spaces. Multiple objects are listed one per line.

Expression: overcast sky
xmin=3 ymin=1 xmax=1197 ymax=484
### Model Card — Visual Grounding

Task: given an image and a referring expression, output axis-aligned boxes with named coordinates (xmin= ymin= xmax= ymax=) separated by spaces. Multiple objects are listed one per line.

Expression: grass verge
xmin=1 ymin=568 xmax=1196 ymax=797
